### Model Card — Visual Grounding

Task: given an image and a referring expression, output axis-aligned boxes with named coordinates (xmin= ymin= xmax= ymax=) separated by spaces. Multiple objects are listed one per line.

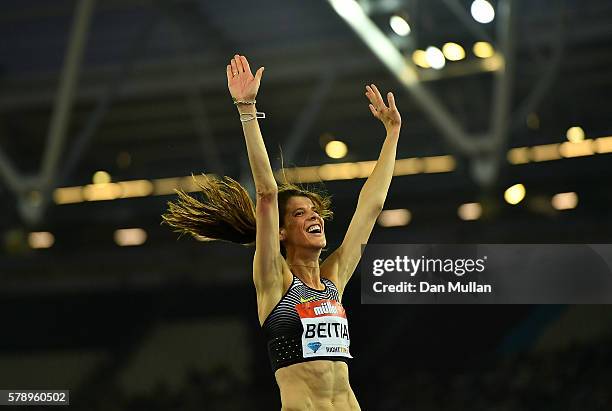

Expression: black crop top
xmin=261 ymin=274 xmax=353 ymax=373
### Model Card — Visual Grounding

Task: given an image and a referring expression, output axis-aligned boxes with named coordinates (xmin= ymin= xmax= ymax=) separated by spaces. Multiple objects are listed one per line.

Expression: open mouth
xmin=306 ymin=224 xmax=322 ymax=235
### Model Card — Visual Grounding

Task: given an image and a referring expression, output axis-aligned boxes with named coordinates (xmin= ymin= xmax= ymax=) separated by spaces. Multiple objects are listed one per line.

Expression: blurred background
xmin=1 ymin=0 xmax=611 ymax=409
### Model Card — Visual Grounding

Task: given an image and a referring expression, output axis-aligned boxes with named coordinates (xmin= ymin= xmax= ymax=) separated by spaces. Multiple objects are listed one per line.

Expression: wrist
xmin=237 ymin=104 xmax=257 ymax=114
xmin=385 ymin=124 xmax=401 ymax=136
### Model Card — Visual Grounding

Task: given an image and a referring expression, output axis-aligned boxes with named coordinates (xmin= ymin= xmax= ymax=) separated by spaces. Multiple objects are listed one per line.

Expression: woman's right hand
xmin=227 ymin=54 xmax=264 ymax=102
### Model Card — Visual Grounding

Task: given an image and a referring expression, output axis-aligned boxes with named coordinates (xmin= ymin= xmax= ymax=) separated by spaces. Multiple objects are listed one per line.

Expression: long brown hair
xmin=161 ymin=174 xmax=332 ymax=245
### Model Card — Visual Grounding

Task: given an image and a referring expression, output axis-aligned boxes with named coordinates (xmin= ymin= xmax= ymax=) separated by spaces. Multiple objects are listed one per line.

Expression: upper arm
xmin=252 ymin=190 xmax=284 ymax=292
xmin=323 ymin=198 xmax=382 ymax=293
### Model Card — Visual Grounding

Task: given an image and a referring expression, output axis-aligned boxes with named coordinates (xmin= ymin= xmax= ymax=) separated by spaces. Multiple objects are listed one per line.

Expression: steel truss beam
xmin=0 ymin=0 xmax=95 ymax=225
xmin=327 ymin=0 xmax=520 ymax=187
xmin=327 ymin=0 xmax=482 ymax=156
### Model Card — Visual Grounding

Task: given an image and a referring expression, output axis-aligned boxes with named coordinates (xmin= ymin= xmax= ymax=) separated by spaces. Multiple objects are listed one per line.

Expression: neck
xmin=285 ymin=248 xmax=322 ymax=289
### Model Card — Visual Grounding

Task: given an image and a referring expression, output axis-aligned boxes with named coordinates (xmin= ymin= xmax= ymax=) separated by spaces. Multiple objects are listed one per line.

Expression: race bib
xmin=295 ymin=299 xmax=352 ymax=359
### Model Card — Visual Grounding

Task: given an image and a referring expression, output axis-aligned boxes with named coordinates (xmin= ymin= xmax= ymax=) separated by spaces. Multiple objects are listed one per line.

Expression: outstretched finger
xmin=365 ymin=86 xmax=376 ymax=104
xmin=240 ymin=55 xmax=252 ymax=75
xmin=371 ymin=84 xmax=386 ymax=108
xmin=368 ymin=103 xmax=378 ymax=118
xmin=387 ymin=92 xmax=397 ymax=110
xmin=230 ymin=59 xmax=238 ymax=76
xmin=226 ymin=65 xmax=233 ymax=82
xmin=235 ymin=54 xmax=245 ymax=73
xmin=255 ymin=66 xmax=264 ymax=83
xmin=365 ymin=85 xmax=383 ymax=111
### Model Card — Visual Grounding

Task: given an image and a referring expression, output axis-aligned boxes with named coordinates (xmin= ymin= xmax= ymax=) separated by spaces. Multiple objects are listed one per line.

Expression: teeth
xmin=307 ymin=224 xmax=321 ymax=233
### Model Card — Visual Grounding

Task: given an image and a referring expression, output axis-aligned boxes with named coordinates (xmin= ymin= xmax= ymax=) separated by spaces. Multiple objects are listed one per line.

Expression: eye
xmin=294 ymin=210 xmax=304 ymax=216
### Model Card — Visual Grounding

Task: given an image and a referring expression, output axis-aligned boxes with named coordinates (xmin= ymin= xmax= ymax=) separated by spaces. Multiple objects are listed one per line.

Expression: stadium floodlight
xmin=442 ymin=42 xmax=466 ymax=61
xmin=390 ymin=15 xmax=411 ymax=36
xmin=325 ymin=140 xmax=348 ymax=159
xmin=425 ymin=46 xmax=446 ymax=70
xmin=471 ymin=0 xmax=495 ymax=24
xmin=328 ymin=0 xmax=418 ymax=85
xmin=504 ymin=184 xmax=526 ymax=205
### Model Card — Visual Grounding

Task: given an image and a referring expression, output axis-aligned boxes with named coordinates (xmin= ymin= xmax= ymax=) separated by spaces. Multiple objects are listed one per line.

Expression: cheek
xmin=290 ymin=218 xmax=304 ymax=229
xmin=284 ymin=220 xmax=303 ymax=237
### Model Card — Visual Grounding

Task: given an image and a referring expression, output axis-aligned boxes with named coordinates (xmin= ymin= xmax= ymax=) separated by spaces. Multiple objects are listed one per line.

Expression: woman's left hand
xmin=365 ymin=84 xmax=401 ymax=132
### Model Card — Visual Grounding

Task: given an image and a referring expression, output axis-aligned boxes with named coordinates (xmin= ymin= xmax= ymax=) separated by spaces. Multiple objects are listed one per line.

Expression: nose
xmin=308 ymin=214 xmax=318 ymax=221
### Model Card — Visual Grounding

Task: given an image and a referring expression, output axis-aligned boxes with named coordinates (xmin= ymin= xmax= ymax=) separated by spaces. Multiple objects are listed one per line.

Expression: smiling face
xmin=280 ymin=196 xmax=326 ymax=252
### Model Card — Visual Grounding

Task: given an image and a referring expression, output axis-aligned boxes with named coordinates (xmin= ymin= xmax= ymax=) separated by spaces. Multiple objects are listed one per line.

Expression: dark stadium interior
xmin=1 ymin=0 xmax=611 ymax=409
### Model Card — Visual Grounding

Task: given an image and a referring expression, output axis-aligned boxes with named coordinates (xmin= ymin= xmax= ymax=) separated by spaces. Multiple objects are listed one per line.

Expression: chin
xmin=307 ymin=239 xmax=326 ymax=250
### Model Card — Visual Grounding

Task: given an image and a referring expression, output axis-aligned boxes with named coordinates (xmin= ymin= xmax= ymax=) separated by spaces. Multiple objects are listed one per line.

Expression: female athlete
xmin=163 ymin=54 xmax=401 ymax=410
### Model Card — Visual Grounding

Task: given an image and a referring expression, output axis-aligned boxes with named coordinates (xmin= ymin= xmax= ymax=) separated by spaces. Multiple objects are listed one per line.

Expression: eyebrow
xmin=293 ymin=205 xmax=317 ymax=212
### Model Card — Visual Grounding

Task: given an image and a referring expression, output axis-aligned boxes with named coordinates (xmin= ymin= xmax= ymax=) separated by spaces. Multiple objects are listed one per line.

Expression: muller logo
xmin=313 ymin=301 xmax=338 ymax=316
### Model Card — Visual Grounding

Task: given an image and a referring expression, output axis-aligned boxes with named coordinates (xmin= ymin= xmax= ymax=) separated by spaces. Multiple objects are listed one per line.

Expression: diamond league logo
xmin=307 ymin=342 xmax=322 ymax=353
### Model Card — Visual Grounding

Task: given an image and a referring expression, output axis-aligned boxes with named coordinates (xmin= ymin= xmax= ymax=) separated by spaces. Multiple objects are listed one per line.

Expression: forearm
xmin=359 ymin=127 xmax=400 ymax=209
xmin=237 ymin=104 xmax=277 ymax=194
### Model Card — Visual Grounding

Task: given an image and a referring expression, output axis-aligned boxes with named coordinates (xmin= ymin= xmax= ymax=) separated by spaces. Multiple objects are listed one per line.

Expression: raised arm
xmin=323 ymin=84 xmax=401 ymax=294
xmin=227 ymin=55 xmax=283 ymax=293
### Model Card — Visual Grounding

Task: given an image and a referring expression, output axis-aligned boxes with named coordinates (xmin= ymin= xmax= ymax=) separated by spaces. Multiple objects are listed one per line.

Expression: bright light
xmin=530 ymin=144 xmax=561 ymax=162
xmin=507 ymin=147 xmax=530 ymax=165
xmin=471 ymin=0 xmax=495 ymax=24
xmin=473 ymin=41 xmax=494 ymax=58
xmin=275 ymin=166 xmax=320 ymax=183
xmin=318 ymin=163 xmax=360 ymax=180
xmin=329 ymin=0 xmax=363 ymax=21
xmin=458 ymin=203 xmax=482 ymax=221
xmin=411 ymin=50 xmax=430 ymax=68
xmin=504 ymin=184 xmax=526 ymax=205
xmin=28 ymin=232 xmax=55 ymax=249
xmin=325 ymin=140 xmax=348 ymax=159
xmin=153 ymin=177 xmax=182 ymax=195
xmin=559 ymin=140 xmax=594 ymax=158
xmin=422 ymin=155 xmax=455 ymax=173
xmin=425 ymin=46 xmax=445 ymax=70
xmin=566 ymin=126 xmax=585 ymax=142
xmin=92 ymin=170 xmax=111 ymax=184
xmin=595 ymin=136 xmax=612 ymax=153
xmin=390 ymin=15 xmax=411 ymax=36
xmin=442 ymin=42 xmax=466 ymax=61
xmin=114 ymin=228 xmax=147 ymax=246
xmin=277 ymin=154 xmax=454 ymax=183
xmin=83 ymin=183 xmax=122 ymax=201
xmin=328 ymin=0 xmax=419 ymax=86
xmin=551 ymin=192 xmax=578 ymax=210
xmin=377 ymin=209 xmax=411 ymax=227
xmin=118 ymin=180 xmax=154 ymax=198
xmin=53 ymin=186 xmax=84 ymax=204
xmin=393 ymin=158 xmax=423 ymax=175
